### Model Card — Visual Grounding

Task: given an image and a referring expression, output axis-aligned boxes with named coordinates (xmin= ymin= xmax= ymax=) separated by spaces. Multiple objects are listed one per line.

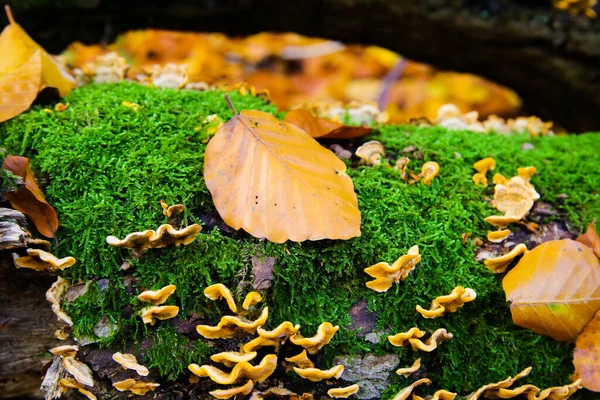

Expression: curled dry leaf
xmin=503 ymin=240 xmax=600 ymax=341
xmin=2 ymin=155 xmax=59 ymax=238
xmin=204 ymin=107 xmax=361 ymax=243
xmin=284 ymin=109 xmax=372 ymax=139
xmin=577 ymin=219 xmax=600 ymax=258
xmin=572 ymin=308 xmax=600 ymax=391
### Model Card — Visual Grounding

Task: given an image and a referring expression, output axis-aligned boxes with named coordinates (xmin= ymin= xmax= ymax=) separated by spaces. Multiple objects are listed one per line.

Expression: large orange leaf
xmin=0 ymin=6 xmax=74 ymax=97
xmin=572 ymin=308 xmax=600 ymax=391
xmin=204 ymin=108 xmax=361 ymax=243
xmin=0 ymin=50 xmax=41 ymax=122
xmin=284 ymin=109 xmax=372 ymax=139
xmin=2 ymin=155 xmax=59 ymax=238
xmin=502 ymin=239 xmax=600 ymax=342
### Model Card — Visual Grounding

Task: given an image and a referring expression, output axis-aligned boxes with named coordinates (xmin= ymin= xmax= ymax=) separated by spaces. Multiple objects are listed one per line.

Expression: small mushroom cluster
xmin=354 ymin=140 xmax=440 ymax=185
xmin=83 ymin=52 xmax=128 ymax=84
xmin=435 ymin=104 xmax=553 ymax=136
xmin=189 ymin=283 xmax=352 ymax=398
xmin=106 ymin=222 xmax=201 ymax=254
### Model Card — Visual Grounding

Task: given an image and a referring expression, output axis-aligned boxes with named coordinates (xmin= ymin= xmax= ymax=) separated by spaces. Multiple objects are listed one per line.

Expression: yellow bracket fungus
xmin=285 ymin=349 xmax=314 ymax=369
xmin=62 ymin=356 xmax=94 ymax=387
xmin=49 ymin=345 xmax=79 ymax=357
xmin=388 ymin=327 xmax=426 ymax=347
xmin=396 ymin=358 xmax=421 ymax=378
xmin=327 ymin=384 xmax=360 ymax=398
xmin=466 ymin=367 xmax=532 ymax=400
xmin=290 ymin=321 xmax=339 ymax=354
xmin=472 ymin=157 xmax=496 ymax=186
xmin=113 ymin=379 xmax=160 ymax=396
xmin=58 ymin=378 xmax=96 ymax=400
xmin=13 ymin=248 xmax=76 ymax=272
xmin=416 ymin=286 xmax=477 ymax=318
xmin=395 ymin=157 xmax=410 ymax=180
xmin=493 ymin=173 xmax=508 ymax=185
xmin=420 ymin=161 xmax=440 ymax=185
xmin=242 ymin=291 xmax=263 ymax=310
xmin=391 ymin=378 xmax=431 ymax=400
xmin=517 ymin=166 xmax=536 ymax=187
xmin=140 ymin=305 xmax=180 ymax=325
xmin=137 ymin=284 xmax=176 ymax=305
xmin=484 ymin=243 xmax=528 ymax=273
xmin=492 ymin=176 xmax=539 ymax=219
xmin=242 ymin=336 xmax=282 ymax=353
xmin=484 ymin=215 xmax=521 ymax=230
xmin=210 ymin=351 xmax=257 ymax=368
xmin=46 ymin=276 xmax=72 ymax=326
xmin=257 ymin=321 xmax=300 ymax=340
xmin=209 ymin=380 xmax=254 ymax=399
xmin=112 ymin=352 xmax=149 ymax=376
xmin=106 ymin=223 xmax=202 ymax=252
xmin=159 ymin=200 xmax=184 ymax=217
xmin=536 ymin=380 xmax=582 ymax=400
xmin=364 ymin=245 xmax=421 ymax=292
xmin=408 ymin=328 xmax=453 ymax=352
xmin=413 ymin=390 xmax=457 ymax=400
xmin=188 ymin=354 xmax=278 ymax=384
xmin=204 ymin=283 xmax=238 ymax=313
xmin=356 ymin=140 xmax=385 ymax=165
xmin=151 ymin=63 xmax=189 ymax=89
xmin=487 ymin=229 xmax=511 ymax=243
xmin=122 ymin=101 xmax=140 ymax=112
xmin=485 ymin=384 xmax=540 ymax=399
xmin=293 ymin=364 xmax=344 ymax=382
xmin=196 ymin=307 xmax=269 ymax=339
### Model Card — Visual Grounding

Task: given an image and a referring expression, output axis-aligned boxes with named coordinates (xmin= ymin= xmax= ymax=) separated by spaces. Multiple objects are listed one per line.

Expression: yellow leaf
xmin=0 ymin=6 xmax=74 ymax=97
xmin=0 ymin=49 xmax=41 ymax=122
xmin=204 ymin=107 xmax=361 ymax=243
xmin=503 ymin=239 xmax=600 ymax=342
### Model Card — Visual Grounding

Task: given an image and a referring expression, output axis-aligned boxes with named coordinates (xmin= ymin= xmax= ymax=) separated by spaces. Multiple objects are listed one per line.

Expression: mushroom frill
xmin=416 ymin=286 xmax=477 ymax=318
xmin=364 ymin=245 xmax=421 ymax=292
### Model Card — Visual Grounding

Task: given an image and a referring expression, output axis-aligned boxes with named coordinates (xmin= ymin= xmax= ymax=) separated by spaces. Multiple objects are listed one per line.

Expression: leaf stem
xmin=5 ymin=5 xmax=14 ymax=25
xmin=224 ymin=94 xmax=238 ymax=116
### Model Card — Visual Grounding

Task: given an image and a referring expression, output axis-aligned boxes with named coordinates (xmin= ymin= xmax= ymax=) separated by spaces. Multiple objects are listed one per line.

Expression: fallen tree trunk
xmin=8 ymin=0 xmax=600 ymax=131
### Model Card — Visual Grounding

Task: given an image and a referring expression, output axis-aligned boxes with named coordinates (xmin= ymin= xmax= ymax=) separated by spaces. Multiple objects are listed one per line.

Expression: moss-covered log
xmin=1 ymin=83 xmax=599 ymax=398
xmin=6 ymin=0 xmax=600 ymax=132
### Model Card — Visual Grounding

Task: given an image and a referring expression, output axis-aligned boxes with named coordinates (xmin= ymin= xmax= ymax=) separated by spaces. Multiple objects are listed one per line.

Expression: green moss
xmin=2 ymin=82 xmax=599 ymax=397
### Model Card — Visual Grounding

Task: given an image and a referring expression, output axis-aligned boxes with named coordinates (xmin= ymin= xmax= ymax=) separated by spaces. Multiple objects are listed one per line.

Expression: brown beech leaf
xmin=577 ymin=219 xmax=600 ymax=258
xmin=284 ymin=109 xmax=372 ymax=139
xmin=2 ymin=155 xmax=59 ymax=238
xmin=204 ymin=107 xmax=361 ymax=243
xmin=503 ymin=239 xmax=600 ymax=342
xmin=0 ymin=50 xmax=41 ymax=123
xmin=572 ymin=308 xmax=600 ymax=391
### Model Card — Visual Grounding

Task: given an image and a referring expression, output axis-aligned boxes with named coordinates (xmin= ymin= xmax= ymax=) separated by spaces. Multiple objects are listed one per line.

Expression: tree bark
xmin=7 ymin=0 xmax=600 ymax=132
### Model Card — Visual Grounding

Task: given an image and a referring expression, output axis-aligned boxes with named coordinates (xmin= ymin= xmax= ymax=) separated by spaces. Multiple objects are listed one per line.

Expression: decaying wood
xmin=0 ymin=208 xmax=28 ymax=250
